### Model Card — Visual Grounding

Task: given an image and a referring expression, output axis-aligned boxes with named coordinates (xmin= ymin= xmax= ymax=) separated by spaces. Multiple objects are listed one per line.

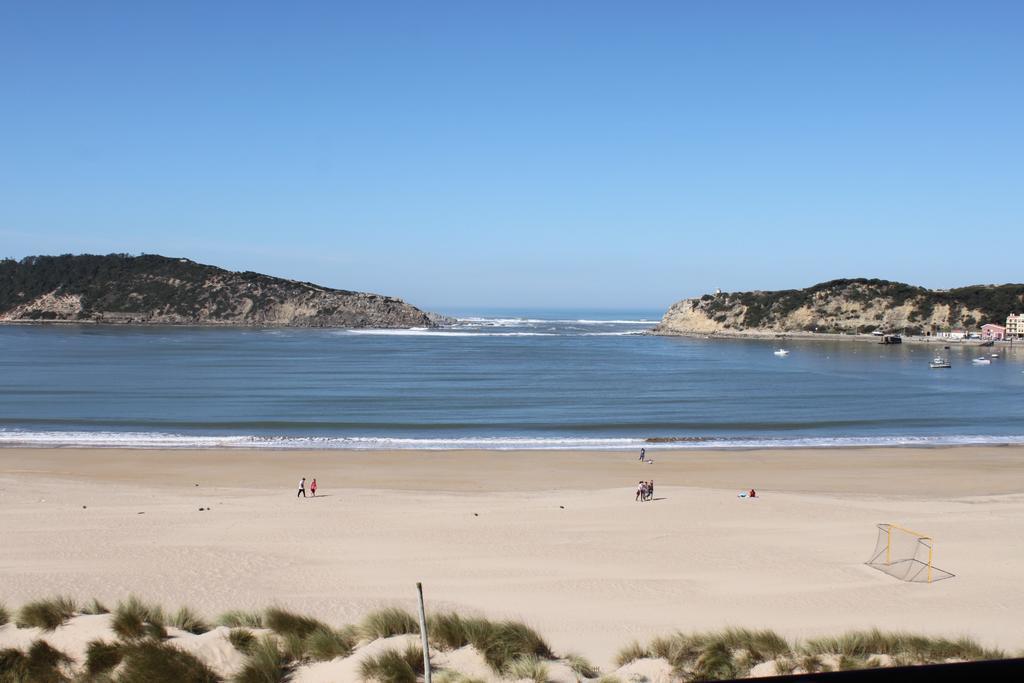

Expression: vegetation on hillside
xmin=688 ymin=278 xmax=1024 ymax=333
xmin=0 ymin=253 xmax=431 ymax=327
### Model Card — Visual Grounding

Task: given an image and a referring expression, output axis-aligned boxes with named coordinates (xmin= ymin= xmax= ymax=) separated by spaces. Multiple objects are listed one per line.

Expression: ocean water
xmin=1 ymin=311 xmax=1023 ymax=450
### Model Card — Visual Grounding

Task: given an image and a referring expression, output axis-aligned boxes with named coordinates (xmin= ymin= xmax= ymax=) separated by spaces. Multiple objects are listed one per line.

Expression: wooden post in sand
xmin=416 ymin=582 xmax=432 ymax=683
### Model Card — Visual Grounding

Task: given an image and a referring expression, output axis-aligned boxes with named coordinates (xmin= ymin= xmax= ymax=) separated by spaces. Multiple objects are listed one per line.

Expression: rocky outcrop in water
xmin=654 ymin=279 xmax=1024 ymax=336
xmin=0 ymin=254 xmax=439 ymax=328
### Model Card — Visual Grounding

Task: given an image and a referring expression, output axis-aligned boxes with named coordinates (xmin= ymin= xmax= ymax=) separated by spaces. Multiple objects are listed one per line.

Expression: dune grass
xmin=279 ymin=632 xmax=306 ymax=663
xmin=217 ymin=610 xmax=265 ymax=629
xmin=262 ymin=607 xmax=357 ymax=663
xmin=85 ymin=640 xmax=126 ymax=676
xmin=170 ymin=606 xmax=212 ymax=634
xmin=799 ymin=654 xmax=826 ymax=673
xmin=564 ymin=652 xmax=599 ymax=679
xmin=504 ymin=654 xmax=550 ymax=683
xmin=233 ymin=635 xmax=293 ymax=683
xmin=228 ymin=629 xmax=257 ymax=655
xmin=80 ymin=598 xmax=110 ymax=615
xmin=613 ymin=627 xmax=1008 ymax=677
xmin=613 ymin=641 xmax=650 ymax=667
xmin=622 ymin=627 xmax=1010 ymax=677
xmin=111 ymin=595 xmax=167 ymax=641
xmin=303 ymin=624 xmax=358 ymax=661
xmin=359 ymin=608 xmax=420 ymax=641
xmin=0 ymin=648 xmax=24 ymax=679
xmin=481 ymin=620 xmax=553 ymax=672
xmin=771 ymin=655 xmax=797 ymax=675
xmin=434 ymin=673 xmax=487 ymax=683
xmin=801 ymin=629 xmax=1005 ymax=663
xmin=264 ymin=607 xmax=328 ymax=639
xmin=27 ymin=640 xmax=74 ymax=682
xmin=0 ymin=640 xmax=74 ymax=683
xmin=614 ymin=628 xmax=796 ymax=679
xmin=426 ymin=612 xmax=552 ymax=672
xmin=648 ymin=628 xmax=792 ymax=674
xmin=15 ymin=596 xmax=77 ymax=631
xmin=837 ymin=654 xmax=883 ymax=671
xmin=692 ymin=641 xmax=742 ymax=681
xmin=116 ymin=640 xmax=221 ymax=683
xmin=428 ymin=612 xmax=477 ymax=650
xmin=359 ymin=645 xmax=425 ymax=683
xmin=0 ymin=597 xmax=1014 ymax=680
xmin=221 ymin=608 xmax=354 ymax=664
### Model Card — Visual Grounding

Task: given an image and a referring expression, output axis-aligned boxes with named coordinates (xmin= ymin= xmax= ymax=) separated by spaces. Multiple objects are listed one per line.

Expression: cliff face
xmin=654 ymin=279 xmax=1024 ymax=336
xmin=0 ymin=254 xmax=438 ymax=328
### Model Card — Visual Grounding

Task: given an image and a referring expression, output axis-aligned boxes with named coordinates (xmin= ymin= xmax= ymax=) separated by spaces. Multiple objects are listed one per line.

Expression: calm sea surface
xmin=2 ymin=311 xmax=1023 ymax=449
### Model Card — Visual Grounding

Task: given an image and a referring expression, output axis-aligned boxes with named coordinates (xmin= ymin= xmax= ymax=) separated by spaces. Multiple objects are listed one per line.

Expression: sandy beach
xmin=3 ymin=445 xmax=1024 ymax=670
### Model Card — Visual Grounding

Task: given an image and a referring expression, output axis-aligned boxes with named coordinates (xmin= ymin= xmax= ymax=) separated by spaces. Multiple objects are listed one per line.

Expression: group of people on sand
xmin=635 ymin=480 xmax=655 ymax=502
xmin=296 ymin=477 xmax=318 ymax=497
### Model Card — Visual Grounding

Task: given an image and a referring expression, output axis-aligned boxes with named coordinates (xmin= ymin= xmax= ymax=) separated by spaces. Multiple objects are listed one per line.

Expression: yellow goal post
xmin=866 ymin=523 xmax=954 ymax=583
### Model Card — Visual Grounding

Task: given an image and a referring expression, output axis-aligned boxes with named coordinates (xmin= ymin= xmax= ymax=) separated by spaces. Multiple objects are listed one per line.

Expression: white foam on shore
xmin=1 ymin=430 xmax=1023 ymax=451
xmin=340 ymin=329 xmax=556 ymax=337
xmin=455 ymin=317 xmax=655 ymax=325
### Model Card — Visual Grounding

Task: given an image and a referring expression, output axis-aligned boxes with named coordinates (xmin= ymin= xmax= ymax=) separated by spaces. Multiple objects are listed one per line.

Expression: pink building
xmin=982 ymin=323 xmax=1006 ymax=341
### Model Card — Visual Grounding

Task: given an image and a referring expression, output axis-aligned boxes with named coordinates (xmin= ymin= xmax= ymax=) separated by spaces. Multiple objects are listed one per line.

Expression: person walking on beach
xmin=639 ymin=448 xmax=646 ymax=462
xmin=310 ymin=478 xmax=318 ymax=497
xmin=297 ymin=477 xmax=306 ymax=498
xmin=636 ymin=480 xmax=644 ymax=502
xmin=648 ymin=480 xmax=654 ymax=501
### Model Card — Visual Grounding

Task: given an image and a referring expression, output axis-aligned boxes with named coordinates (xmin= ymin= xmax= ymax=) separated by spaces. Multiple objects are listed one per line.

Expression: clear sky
xmin=1 ymin=2 xmax=1021 ymax=311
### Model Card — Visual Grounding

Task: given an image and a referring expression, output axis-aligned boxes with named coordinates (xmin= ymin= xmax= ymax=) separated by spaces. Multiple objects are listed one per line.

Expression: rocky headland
xmin=653 ymin=279 xmax=1024 ymax=337
xmin=0 ymin=254 xmax=441 ymax=328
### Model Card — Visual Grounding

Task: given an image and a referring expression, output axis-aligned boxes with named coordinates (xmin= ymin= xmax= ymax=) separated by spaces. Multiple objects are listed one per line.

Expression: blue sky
xmin=1 ymin=2 xmax=1021 ymax=311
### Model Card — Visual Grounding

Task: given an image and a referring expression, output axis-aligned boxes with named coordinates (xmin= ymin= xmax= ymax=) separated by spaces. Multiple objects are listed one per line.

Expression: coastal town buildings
xmin=982 ymin=323 xmax=1006 ymax=341
xmin=1007 ymin=314 xmax=1024 ymax=339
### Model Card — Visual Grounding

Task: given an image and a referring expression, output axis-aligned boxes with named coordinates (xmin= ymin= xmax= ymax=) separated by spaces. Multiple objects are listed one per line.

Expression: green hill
xmin=655 ymin=278 xmax=1024 ymax=336
xmin=0 ymin=254 xmax=437 ymax=328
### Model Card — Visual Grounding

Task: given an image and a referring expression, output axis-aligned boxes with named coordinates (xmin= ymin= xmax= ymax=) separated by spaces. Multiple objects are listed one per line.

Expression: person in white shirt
xmin=297 ymin=477 xmax=306 ymax=498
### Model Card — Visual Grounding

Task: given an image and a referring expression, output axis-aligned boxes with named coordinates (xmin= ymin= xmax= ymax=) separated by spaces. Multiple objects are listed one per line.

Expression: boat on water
xmin=929 ymin=356 xmax=951 ymax=369
xmin=773 ymin=349 xmax=789 ymax=357
xmin=972 ymin=357 xmax=992 ymax=365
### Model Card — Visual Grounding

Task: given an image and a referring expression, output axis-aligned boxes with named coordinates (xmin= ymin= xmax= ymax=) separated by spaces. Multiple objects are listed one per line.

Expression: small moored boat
xmin=773 ymin=349 xmax=789 ymax=357
xmin=972 ymin=357 xmax=992 ymax=365
xmin=929 ymin=356 xmax=951 ymax=369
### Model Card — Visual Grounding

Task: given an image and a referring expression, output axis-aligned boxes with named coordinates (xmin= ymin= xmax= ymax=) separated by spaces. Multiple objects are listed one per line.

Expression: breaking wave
xmin=2 ymin=430 xmax=1023 ymax=451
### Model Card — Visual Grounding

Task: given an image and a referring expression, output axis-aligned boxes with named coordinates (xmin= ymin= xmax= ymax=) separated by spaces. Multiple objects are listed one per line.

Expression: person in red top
xmin=310 ymin=478 xmax=318 ymax=497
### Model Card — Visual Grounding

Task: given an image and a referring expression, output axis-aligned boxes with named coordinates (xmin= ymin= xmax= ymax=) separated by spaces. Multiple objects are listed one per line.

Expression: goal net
xmin=866 ymin=523 xmax=954 ymax=582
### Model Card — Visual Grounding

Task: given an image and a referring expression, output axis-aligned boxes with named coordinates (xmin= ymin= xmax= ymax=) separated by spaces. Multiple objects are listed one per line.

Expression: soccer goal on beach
xmin=866 ymin=523 xmax=955 ymax=583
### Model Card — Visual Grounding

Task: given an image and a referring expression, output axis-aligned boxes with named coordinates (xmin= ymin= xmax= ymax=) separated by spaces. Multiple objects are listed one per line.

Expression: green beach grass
xmin=0 ymin=596 xmax=1015 ymax=681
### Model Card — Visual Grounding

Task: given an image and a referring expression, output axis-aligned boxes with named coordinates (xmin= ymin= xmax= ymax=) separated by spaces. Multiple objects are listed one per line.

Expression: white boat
xmin=991 ymin=353 xmax=999 ymax=358
xmin=929 ymin=356 xmax=951 ymax=369
xmin=972 ymin=357 xmax=992 ymax=365
xmin=773 ymin=349 xmax=789 ymax=357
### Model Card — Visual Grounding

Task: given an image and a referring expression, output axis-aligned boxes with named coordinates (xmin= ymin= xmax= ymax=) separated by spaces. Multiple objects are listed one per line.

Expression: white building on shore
xmin=1007 ymin=313 xmax=1024 ymax=339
